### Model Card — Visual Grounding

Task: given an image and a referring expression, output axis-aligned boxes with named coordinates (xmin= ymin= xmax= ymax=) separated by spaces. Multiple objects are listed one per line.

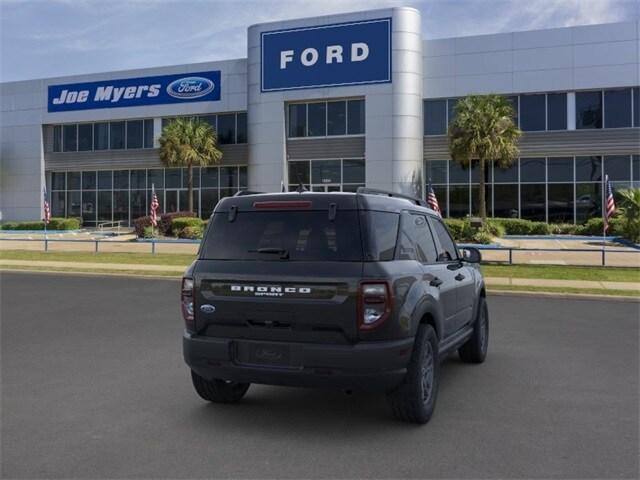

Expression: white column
xmin=567 ymin=92 xmax=576 ymax=130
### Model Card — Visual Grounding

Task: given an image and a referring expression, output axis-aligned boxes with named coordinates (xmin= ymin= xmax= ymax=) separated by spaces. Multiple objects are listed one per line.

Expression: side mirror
xmin=461 ymin=247 xmax=482 ymax=264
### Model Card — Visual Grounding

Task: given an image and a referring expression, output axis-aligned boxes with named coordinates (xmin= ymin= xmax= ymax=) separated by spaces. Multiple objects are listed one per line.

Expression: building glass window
xmin=201 ymin=189 xmax=219 ymax=219
xmin=424 ymin=99 xmax=447 ymax=135
xmin=165 ymin=168 xmax=181 ymax=189
xmin=130 ymin=169 xmax=146 ymax=189
xmin=113 ymin=191 xmax=129 ymax=222
xmin=347 ymin=99 xmax=365 ymax=135
xmin=494 ymin=160 xmax=518 ymax=183
xmin=575 ymin=156 xmax=602 ymax=182
xmin=493 ymin=184 xmax=519 ymax=218
xmin=239 ymin=166 xmax=248 ymax=187
xmin=288 ymin=104 xmax=306 ymax=137
xmin=201 ymin=115 xmax=216 ymax=130
xmin=328 ymin=101 xmax=346 ymax=135
xmin=520 ymin=157 xmax=545 ymax=183
xmin=82 ymin=191 xmax=97 ymax=225
xmin=67 ymin=191 xmax=81 ymax=217
xmin=130 ymin=190 xmax=146 ymax=220
xmin=201 ymin=167 xmax=218 ymax=188
xmin=547 ymin=93 xmax=567 ymax=130
xmin=633 ymin=155 xmax=640 ymax=182
xmin=289 ymin=161 xmax=310 ymax=185
xmin=506 ymin=95 xmax=519 ymax=125
xmin=53 ymin=125 xmax=62 ymax=152
xmin=449 ymin=185 xmax=469 ymax=218
xmin=67 ymin=171 xmax=81 ymax=190
xmin=98 ymin=171 xmax=112 ymax=190
xmin=51 ymin=172 xmax=65 ymax=191
xmin=520 ymin=184 xmax=546 ymax=221
xmin=604 ymin=155 xmax=631 ymax=181
xmin=182 ymin=167 xmax=200 ymax=188
xmin=343 ymin=159 xmax=365 ymax=184
xmin=449 ymin=160 xmax=469 ymax=184
xmin=307 ymin=102 xmax=327 ymax=137
xmin=94 ymin=123 xmax=109 ymax=150
xmin=633 ymin=87 xmax=639 ymax=127
xmin=143 ymin=119 xmax=154 ymax=148
xmin=426 ymin=160 xmax=447 ymax=184
xmin=217 ymin=114 xmax=236 ymax=144
xmin=432 ymin=185 xmax=447 ymax=217
xmin=520 ymin=94 xmax=546 ymax=131
xmin=98 ymin=191 xmax=112 ymax=221
xmin=110 ymin=121 xmax=125 ymax=149
xmin=604 ymin=88 xmax=632 ymax=128
xmin=548 ymin=184 xmax=574 ymax=223
xmin=312 ymin=160 xmax=341 ymax=184
xmin=82 ymin=171 xmax=96 ymax=190
xmin=220 ymin=167 xmax=238 ymax=188
xmin=126 ymin=120 xmax=143 ymax=149
xmin=576 ymin=91 xmax=602 ymax=129
xmin=63 ymin=124 xmax=77 ymax=152
xmin=236 ymin=113 xmax=247 ymax=144
xmin=471 ymin=185 xmax=492 ymax=217
xmin=471 ymin=160 xmax=491 ymax=184
xmin=148 ymin=169 xmax=164 ymax=189
xmin=548 ymin=157 xmax=573 ymax=182
xmin=447 ymin=98 xmax=458 ymax=127
xmin=51 ymin=191 xmax=65 ymax=217
xmin=77 ymin=124 xmax=93 ymax=151
xmin=576 ymin=183 xmax=601 ymax=223
xmin=113 ymin=170 xmax=129 ymax=189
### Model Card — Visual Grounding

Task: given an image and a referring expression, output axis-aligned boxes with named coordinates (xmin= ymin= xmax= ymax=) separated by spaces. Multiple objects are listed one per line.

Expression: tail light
xmin=358 ymin=282 xmax=392 ymax=330
xmin=181 ymin=277 xmax=195 ymax=330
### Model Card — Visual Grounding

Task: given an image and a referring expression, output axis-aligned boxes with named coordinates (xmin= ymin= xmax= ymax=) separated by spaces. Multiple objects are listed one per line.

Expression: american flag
xmin=604 ymin=174 xmax=616 ymax=232
xmin=43 ymin=187 xmax=51 ymax=224
xmin=150 ymin=185 xmax=160 ymax=227
xmin=427 ymin=182 xmax=441 ymax=216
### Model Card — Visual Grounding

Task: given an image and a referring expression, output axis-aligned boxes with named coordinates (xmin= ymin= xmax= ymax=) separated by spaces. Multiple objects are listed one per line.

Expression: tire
xmin=190 ymin=370 xmax=250 ymax=403
xmin=386 ymin=324 xmax=439 ymax=424
xmin=458 ymin=296 xmax=489 ymax=364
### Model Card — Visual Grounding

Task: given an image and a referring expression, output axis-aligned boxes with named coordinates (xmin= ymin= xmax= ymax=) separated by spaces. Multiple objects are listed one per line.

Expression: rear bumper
xmin=183 ymin=333 xmax=414 ymax=391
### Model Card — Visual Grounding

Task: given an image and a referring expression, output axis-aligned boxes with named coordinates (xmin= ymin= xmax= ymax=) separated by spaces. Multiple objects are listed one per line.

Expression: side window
xmin=428 ymin=217 xmax=458 ymax=262
xmin=397 ymin=213 xmax=438 ymax=263
xmin=363 ymin=211 xmax=399 ymax=261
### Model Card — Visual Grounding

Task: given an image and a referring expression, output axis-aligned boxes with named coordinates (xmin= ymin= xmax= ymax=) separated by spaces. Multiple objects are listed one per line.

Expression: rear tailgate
xmin=194 ymin=260 xmax=362 ymax=344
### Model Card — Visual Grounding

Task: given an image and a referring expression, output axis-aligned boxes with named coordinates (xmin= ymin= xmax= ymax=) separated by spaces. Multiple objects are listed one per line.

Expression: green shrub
xmin=133 ymin=216 xmax=153 ymax=237
xmin=483 ymin=220 xmax=505 ymax=237
xmin=472 ymin=228 xmax=494 ymax=245
xmin=48 ymin=217 xmax=80 ymax=230
xmin=491 ymin=218 xmax=550 ymax=235
xmin=142 ymin=226 xmax=155 ymax=239
xmin=0 ymin=222 xmax=19 ymax=230
xmin=159 ymin=211 xmax=195 ymax=235
xmin=179 ymin=225 xmax=204 ymax=240
xmin=548 ymin=223 xmax=578 ymax=235
xmin=171 ymin=217 xmax=204 ymax=237
xmin=443 ymin=218 xmax=465 ymax=240
xmin=5 ymin=221 xmax=45 ymax=230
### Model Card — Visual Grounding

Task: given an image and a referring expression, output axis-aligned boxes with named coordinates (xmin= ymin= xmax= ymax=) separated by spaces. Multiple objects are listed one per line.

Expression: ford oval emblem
xmin=166 ymin=76 xmax=215 ymax=99
xmin=200 ymin=304 xmax=216 ymax=314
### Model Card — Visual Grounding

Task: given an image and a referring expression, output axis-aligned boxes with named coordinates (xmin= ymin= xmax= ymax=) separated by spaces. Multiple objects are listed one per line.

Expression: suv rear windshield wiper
xmin=248 ymin=247 xmax=290 ymax=259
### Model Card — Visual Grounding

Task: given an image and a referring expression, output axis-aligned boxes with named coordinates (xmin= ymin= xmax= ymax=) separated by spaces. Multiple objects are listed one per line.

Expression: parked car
xmin=182 ymin=188 xmax=488 ymax=423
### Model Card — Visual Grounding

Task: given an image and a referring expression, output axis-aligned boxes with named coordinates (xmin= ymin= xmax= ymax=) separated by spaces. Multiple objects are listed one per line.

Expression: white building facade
xmin=1 ymin=8 xmax=638 ymax=224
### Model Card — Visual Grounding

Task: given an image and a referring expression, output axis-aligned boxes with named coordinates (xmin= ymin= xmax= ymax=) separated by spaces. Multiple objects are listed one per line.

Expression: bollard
xmin=602 ymin=249 xmax=605 ymax=266
xmin=152 ymin=240 xmax=156 ymax=254
xmin=44 ymin=238 xmax=48 ymax=252
xmin=95 ymin=240 xmax=99 ymax=253
xmin=509 ymin=248 xmax=513 ymax=265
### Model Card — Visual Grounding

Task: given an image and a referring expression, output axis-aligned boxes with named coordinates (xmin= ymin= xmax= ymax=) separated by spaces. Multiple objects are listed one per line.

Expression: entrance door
xmin=165 ymin=190 xmax=179 ymax=213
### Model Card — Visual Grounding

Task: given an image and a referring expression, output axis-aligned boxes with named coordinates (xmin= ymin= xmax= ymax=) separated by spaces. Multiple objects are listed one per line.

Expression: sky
xmin=1 ymin=0 xmax=638 ymax=82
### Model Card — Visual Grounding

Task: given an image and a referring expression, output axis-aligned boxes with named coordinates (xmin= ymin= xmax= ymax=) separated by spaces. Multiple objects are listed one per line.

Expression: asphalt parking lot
xmin=1 ymin=272 xmax=638 ymax=479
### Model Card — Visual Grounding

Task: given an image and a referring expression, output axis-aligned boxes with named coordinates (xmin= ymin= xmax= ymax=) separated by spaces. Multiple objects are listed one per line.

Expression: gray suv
xmin=182 ymin=188 xmax=488 ymax=424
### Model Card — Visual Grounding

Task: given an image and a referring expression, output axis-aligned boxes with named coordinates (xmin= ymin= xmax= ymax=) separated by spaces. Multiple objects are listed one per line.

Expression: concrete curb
xmin=487 ymin=288 xmax=640 ymax=302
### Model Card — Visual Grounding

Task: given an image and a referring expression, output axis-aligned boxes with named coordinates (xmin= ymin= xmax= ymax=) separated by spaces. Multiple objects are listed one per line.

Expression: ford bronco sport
xmin=182 ymin=188 xmax=488 ymax=424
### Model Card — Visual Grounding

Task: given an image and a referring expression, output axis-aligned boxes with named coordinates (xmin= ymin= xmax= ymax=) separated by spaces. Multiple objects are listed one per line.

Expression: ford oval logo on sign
xmin=166 ymin=77 xmax=215 ymax=99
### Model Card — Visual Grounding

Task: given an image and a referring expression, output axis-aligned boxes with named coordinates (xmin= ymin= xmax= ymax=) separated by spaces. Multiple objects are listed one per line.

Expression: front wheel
xmin=386 ymin=324 xmax=439 ymax=424
xmin=191 ymin=370 xmax=250 ymax=403
xmin=458 ymin=296 xmax=489 ymax=363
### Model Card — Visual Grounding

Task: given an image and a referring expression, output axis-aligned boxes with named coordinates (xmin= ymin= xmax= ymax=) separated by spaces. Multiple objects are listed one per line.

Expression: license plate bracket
xmin=234 ymin=342 xmax=295 ymax=368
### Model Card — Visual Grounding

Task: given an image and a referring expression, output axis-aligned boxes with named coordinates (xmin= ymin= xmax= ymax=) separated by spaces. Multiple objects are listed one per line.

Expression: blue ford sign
xmin=261 ymin=18 xmax=391 ymax=92
xmin=48 ymin=71 xmax=221 ymax=112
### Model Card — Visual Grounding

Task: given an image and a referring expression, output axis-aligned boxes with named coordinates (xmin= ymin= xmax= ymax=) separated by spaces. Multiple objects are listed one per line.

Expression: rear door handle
xmin=429 ymin=277 xmax=443 ymax=287
xmin=455 ymin=273 xmax=465 ymax=281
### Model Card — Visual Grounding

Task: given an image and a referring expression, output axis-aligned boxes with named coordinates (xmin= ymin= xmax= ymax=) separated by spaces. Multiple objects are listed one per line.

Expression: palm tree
xmin=448 ymin=95 xmax=521 ymax=221
xmin=616 ymin=188 xmax=640 ymax=242
xmin=159 ymin=118 xmax=222 ymax=213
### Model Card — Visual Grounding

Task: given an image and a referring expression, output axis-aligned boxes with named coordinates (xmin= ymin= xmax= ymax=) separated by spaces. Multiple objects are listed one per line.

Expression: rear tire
xmin=458 ymin=296 xmax=489 ymax=364
xmin=191 ymin=371 xmax=250 ymax=403
xmin=386 ymin=324 xmax=439 ymax=424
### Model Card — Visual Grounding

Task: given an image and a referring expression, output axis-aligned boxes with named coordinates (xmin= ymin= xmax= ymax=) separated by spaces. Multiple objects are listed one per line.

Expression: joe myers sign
xmin=261 ymin=18 xmax=391 ymax=92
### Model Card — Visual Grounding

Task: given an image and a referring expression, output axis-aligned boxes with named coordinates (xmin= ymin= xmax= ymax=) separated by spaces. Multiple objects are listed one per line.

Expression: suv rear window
xmin=201 ymin=211 xmax=363 ymax=261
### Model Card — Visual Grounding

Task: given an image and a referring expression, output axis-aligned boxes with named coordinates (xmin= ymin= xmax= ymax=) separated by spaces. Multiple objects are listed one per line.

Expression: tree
xmin=159 ymin=118 xmax=222 ymax=213
xmin=448 ymin=95 xmax=521 ymax=220
xmin=616 ymin=188 xmax=640 ymax=242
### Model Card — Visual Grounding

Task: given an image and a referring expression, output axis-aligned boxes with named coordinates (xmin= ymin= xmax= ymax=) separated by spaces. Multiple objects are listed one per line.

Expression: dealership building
xmin=1 ymin=7 xmax=638 ymax=225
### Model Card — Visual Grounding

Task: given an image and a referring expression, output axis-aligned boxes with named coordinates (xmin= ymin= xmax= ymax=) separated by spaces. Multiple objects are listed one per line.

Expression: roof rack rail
xmin=356 ymin=187 xmax=427 ymax=207
xmin=233 ymin=190 xmax=263 ymax=197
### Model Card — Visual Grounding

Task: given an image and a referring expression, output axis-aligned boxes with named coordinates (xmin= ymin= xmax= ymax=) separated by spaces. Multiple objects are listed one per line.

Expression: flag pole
xmin=602 ymin=175 xmax=606 ymax=266
xmin=151 ymin=183 xmax=155 ymax=239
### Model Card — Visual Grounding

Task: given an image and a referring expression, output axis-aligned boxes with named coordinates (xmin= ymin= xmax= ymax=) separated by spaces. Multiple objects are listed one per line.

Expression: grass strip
xmin=481 ymin=264 xmax=639 ymax=283
xmin=0 ymin=250 xmax=194 ymax=266
xmin=0 ymin=265 xmax=181 ymax=278
xmin=488 ymin=284 xmax=640 ymax=298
